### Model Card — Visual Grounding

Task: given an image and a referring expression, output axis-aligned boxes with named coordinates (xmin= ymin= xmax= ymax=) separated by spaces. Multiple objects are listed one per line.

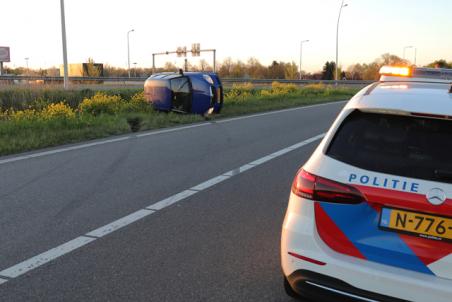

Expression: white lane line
xmin=136 ymin=123 xmax=209 ymax=138
xmin=248 ymin=154 xmax=277 ymax=166
xmin=0 ymin=137 xmax=131 ymax=165
xmin=146 ymin=190 xmax=198 ymax=211
xmin=0 ymin=236 xmax=96 ymax=279
xmin=222 ymin=164 xmax=255 ymax=176
xmin=267 ymin=148 xmax=293 ymax=158
xmin=0 ymin=133 xmax=325 ymax=285
xmin=287 ymin=133 xmax=326 ymax=150
xmin=0 ymin=101 xmax=345 ymax=166
xmin=85 ymin=209 xmax=155 ymax=238
xmin=190 ymin=175 xmax=231 ymax=191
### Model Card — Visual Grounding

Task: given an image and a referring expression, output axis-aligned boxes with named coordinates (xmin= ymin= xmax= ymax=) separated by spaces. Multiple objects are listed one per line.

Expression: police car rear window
xmin=326 ymin=110 xmax=452 ymax=184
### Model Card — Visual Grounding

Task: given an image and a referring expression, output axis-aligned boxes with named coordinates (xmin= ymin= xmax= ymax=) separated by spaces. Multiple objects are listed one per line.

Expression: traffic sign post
xmin=152 ymin=44 xmax=217 ymax=74
xmin=0 ymin=46 xmax=11 ymax=76
xmin=191 ymin=43 xmax=200 ymax=57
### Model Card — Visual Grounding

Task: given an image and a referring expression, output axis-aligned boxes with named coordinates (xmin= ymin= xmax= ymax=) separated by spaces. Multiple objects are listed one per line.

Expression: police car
xmin=281 ymin=66 xmax=452 ymax=301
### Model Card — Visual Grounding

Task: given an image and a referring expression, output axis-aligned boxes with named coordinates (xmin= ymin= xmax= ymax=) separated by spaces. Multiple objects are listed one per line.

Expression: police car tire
xmin=284 ymin=276 xmax=300 ymax=299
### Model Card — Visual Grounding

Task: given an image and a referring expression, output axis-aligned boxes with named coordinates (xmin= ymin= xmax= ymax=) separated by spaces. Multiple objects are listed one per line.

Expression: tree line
xmin=3 ymin=54 xmax=451 ymax=80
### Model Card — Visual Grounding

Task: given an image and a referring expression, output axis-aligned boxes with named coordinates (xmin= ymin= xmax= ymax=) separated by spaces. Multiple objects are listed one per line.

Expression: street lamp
xmin=24 ymin=57 xmax=29 ymax=74
xmin=335 ymin=0 xmax=348 ymax=81
xmin=403 ymin=46 xmax=413 ymax=60
xmin=414 ymin=47 xmax=417 ymax=65
xmin=403 ymin=46 xmax=417 ymax=65
xmin=299 ymin=40 xmax=309 ymax=80
xmin=60 ymin=0 xmax=69 ymax=89
xmin=127 ymin=29 xmax=135 ymax=78
xmin=133 ymin=62 xmax=137 ymax=77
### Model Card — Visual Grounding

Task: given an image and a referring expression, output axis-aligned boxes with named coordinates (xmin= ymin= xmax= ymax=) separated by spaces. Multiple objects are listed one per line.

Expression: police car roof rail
xmin=412 ymin=67 xmax=452 ymax=81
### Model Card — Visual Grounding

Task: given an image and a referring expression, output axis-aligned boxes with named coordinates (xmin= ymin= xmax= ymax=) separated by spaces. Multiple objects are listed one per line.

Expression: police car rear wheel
xmin=284 ymin=276 xmax=301 ymax=299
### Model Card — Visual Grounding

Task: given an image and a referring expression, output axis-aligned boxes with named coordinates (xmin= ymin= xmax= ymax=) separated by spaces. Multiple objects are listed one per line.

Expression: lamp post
xmin=299 ymin=40 xmax=309 ymax=80
xmin=133 ymin=62 xmax=137 ymax=77
xmin=414 ymin=47 xmax=417 ymax=65
xmin=335 ymin=0 xmax=348 ymax=81
xmin=127 ymin=29 xmax=135 ymax=78
xmin=60 ymin=0 xmax=69 ymax=89
xmin=25 ymin=57 xmax=29 ymax=74
xmin=403 ymin=46 xmax=413 ymax=61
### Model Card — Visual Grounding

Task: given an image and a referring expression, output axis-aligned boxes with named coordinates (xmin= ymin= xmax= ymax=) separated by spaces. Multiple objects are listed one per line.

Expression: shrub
xmin=260 ymin=90 xmax=273 ymax=97
xmin=304 ymin=83 xmax=326 ymax=90
xmin=126 ymin=116 xmax=142 ymax=132
xmin=121 ymin=91 xmax=151 ymax=113
xmin=0 ymin=87 xmax=143 ymax=111
xmin=271 ymin=82 xmax=298 ymax=93
xmin=41 ymin=102 xmax=75 ymax=120
xmin=225 ymin=82 xmax=256 ymax=100
xmin=10 ymin=109 xmax=39 ymax=121
xmin=272 ymin=82 xmax=298 ymax=92
xmin=79 ymin=92 xmax=123 ymax=116
xmin=30 ymin=97 xmax=52 ymax=111
xmin=301 ymin=83 xmax=329 ymax=96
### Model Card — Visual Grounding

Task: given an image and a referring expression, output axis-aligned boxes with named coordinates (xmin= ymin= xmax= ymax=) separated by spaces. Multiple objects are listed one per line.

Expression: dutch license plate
xmin=380 ymin=208 xmax=452 ymax=242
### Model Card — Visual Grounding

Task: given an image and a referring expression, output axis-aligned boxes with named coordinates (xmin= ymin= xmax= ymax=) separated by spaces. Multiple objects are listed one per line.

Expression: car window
xmin=170 ymin=77 xmax=190 ymax=93
xmin=147 ymin=79 xmax=170 ymax=89
xmin=190 ymin=76 xmax=210 ymax=92
xmin=326 ymin=110 xmax=452 ymax=184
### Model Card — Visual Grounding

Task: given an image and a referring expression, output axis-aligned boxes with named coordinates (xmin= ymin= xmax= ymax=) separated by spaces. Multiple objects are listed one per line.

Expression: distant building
xmin=59 ymin=63 xmax=103 ymax=77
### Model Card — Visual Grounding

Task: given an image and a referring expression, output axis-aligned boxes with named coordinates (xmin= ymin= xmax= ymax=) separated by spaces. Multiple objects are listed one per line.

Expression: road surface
xmin=0 ymin=101 xmax=345 ymax=301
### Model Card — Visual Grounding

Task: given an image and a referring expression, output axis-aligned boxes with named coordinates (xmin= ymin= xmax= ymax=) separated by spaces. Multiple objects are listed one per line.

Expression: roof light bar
xmin=379 ymin=66 xmax=411 ymax=77
xmin=380 ymin=66 xmax=452 ymax=81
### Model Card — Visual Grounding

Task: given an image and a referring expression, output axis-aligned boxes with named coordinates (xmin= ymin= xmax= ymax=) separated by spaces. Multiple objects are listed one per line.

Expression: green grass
xmin=0 ymin=85 xmax=359 ymax=156
xmin=0 ymin=112 xmax=205 ymax=156
xmin=0 ymin=86 xmax=142 ymax=111
xmin=220 ymin=88 xmax=354 ymax=117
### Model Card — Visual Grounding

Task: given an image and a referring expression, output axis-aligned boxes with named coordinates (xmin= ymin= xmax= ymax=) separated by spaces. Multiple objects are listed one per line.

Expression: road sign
xmin=191 ymin=43 xmax=200 ymax=57
xmin=0 ymin=47 xmax=10 ymax=62
xmin=177 ymin=46 xmax=187 ymax=57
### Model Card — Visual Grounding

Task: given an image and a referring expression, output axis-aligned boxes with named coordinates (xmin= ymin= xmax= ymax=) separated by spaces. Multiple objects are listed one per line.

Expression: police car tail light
xmin=379 ymin=66 xmax=412 ymax=77
xmin=292 ymin=169 xmax=365 ymax=204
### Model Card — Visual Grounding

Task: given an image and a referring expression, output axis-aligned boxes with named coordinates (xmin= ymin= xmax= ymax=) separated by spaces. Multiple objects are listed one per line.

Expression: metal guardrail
xmin=223 ymin=78 xmax=373 ymax=85
xmin=0 ymin=75 xmax=374 ymax=86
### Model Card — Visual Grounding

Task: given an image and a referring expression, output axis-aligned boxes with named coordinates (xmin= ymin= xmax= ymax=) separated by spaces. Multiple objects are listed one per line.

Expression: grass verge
xmin=0 ymin=84 xmax=359 ymax=156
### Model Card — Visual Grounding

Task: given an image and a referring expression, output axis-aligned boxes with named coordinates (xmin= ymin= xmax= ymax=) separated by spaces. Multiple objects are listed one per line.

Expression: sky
xmin=1 ymin=0 xmax=452 ymax=72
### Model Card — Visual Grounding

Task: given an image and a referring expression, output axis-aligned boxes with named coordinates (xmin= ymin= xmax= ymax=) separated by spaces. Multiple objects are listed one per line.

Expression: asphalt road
xmin=0 ymin=101 xmax=345 ymax=301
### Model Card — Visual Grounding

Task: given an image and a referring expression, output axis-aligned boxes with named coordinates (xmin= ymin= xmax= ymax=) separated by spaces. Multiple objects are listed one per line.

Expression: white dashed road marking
xmin=0 ymin=236 xmax=96 ymax=279
xmin=0 ymin=133 xmax=325 ymax=285
xmin=190 ymin=175 xmax=231 ymax=191
xmin=147 ymin=190 xmax=198 ymax=211
xmin=85 ymin=209 xmax=155 ymax=238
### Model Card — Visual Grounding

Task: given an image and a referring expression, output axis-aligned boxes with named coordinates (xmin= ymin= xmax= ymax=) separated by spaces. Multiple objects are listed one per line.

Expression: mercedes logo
xmin=426 ymin=188 xmax=447 ymax=205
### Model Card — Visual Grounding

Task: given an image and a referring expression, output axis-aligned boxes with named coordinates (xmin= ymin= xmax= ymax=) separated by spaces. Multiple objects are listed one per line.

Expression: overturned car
xmin=144 ymin=71 xmax=223 ymax=115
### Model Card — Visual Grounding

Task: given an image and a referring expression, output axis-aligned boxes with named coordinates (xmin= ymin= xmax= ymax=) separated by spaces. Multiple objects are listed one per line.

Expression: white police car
xmin=281 ymin=66 xmax=452 ymax=301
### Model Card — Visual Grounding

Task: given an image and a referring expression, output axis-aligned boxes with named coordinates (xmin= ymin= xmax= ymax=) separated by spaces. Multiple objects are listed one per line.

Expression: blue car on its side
xmin=144 ymin=71 xmax=223 ymax=115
